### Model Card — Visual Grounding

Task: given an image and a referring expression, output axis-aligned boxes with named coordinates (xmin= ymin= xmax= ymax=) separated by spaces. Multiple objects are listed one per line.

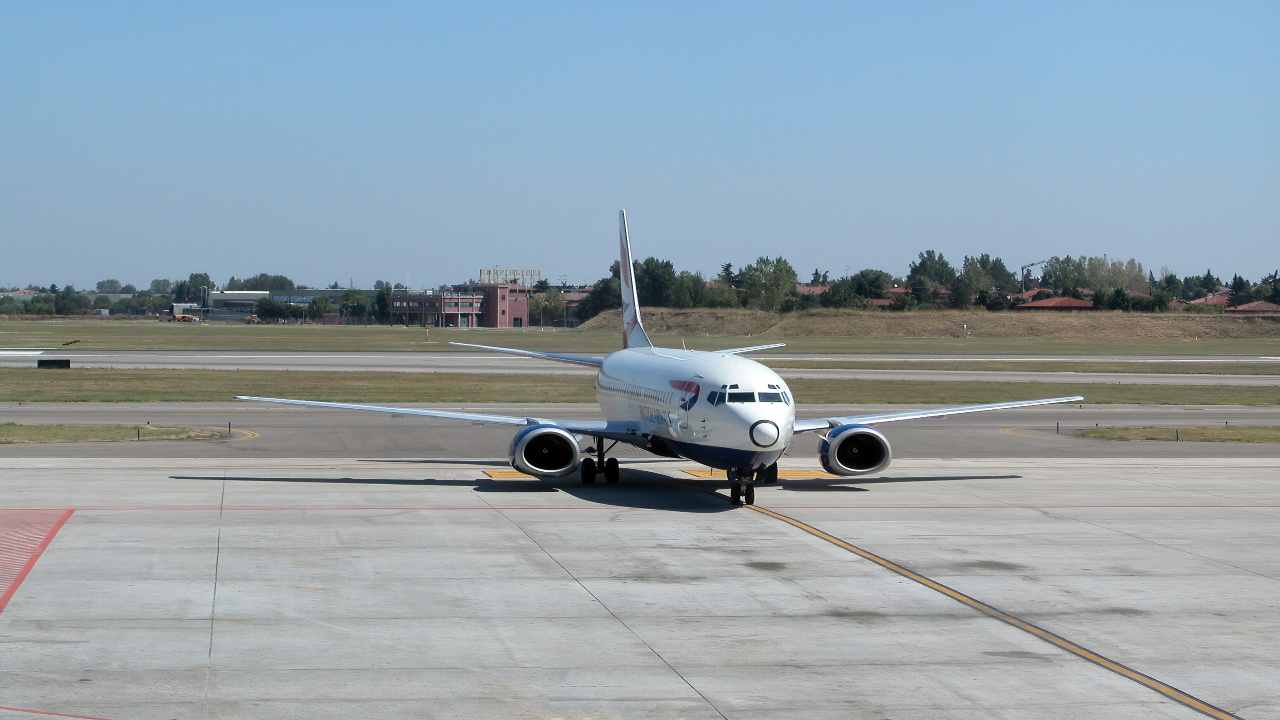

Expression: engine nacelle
xmin=819 ymin=424 xmax=892 ymax=476
xmin=510 ymin=424 xmax=581 ymax=477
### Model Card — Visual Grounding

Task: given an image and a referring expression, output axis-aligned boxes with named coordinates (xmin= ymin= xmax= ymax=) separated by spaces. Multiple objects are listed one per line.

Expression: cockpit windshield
xmin=708 ymin=386 xmax=788 ymax=406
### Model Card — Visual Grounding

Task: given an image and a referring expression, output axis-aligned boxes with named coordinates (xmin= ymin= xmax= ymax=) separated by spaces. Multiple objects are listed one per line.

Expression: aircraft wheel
xmin=745 ymin=483 xmax=755 ymax=505
xmin=730 ymin=482 xmax=741 ymax=505
xmin=767 ymin=463 xmax=779 ymax=484
xmin=604 ymin=457 xmax=620 ymax=483
xmin=581 ymin=458 xmax=597 ymax=484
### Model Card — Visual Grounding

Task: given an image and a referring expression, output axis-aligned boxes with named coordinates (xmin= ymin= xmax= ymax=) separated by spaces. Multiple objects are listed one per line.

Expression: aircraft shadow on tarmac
xmin=355 ymin=458 xmax=679 ymax=466
xmin=169 ymin=469 xmax=732 ymax=513
xmin=778 ymin=474 xmax=1022 ymax=492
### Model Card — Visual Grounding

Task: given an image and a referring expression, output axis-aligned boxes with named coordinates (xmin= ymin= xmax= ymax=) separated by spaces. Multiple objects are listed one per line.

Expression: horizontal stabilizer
xmin=718 ymin=343 xmax=786 ymax=355
xmin=449 ymin=342 xmax=603 ymax=368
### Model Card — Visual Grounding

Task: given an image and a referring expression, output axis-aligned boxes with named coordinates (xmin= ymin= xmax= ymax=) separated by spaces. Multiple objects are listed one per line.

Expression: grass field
xmin=764 ymin=360 xmax=1280 ymax=375
xmin=0 ymin=422 xmax=221 ymax=444
xmin=3 ymin=317 xmax=1279 ymax=356
xmin=1076 ymin=425 xmax=1280 ymax=443
xmin=2 ymin=368 xmax=1277 ymax=405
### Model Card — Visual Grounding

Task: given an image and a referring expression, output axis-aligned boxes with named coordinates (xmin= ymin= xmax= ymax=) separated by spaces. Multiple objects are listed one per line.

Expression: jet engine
xmin=510 ymin=425 xmax=581 ymax=477
xmin=819 ymin=424 xmax=892 ymax=476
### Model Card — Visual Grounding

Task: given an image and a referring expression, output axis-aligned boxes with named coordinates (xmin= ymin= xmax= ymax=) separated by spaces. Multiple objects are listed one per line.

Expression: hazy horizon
xmin=4 ymin=3 xmax=1276 ymax=289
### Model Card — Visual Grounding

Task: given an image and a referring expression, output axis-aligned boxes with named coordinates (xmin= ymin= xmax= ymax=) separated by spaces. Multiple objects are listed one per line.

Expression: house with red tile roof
xmin=1225 ymin=300 xmax=1280 ymax=314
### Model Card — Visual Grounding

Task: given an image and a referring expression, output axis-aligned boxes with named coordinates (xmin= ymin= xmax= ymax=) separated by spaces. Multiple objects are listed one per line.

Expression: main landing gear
xmin=581 ymin=441 xmax=621 ymax=485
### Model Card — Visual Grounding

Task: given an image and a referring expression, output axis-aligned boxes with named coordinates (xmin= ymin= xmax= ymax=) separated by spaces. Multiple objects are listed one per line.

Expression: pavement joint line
xmin=743 ymin=501 xmax=1242 ymax=720
xmin=473 ymin=488 xmax=731 ymax=720
xmin=203 ymin=479 xmax=226 ymax=714
xmin=0 ymin=705 xmax=112 ymax=720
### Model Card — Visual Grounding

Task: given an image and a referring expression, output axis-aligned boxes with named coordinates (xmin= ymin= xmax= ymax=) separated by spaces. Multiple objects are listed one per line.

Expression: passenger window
xmin=758 ymin=392 xmax=783 ymax=403
xmin=727 ymin=392 xmax=755 ymax=403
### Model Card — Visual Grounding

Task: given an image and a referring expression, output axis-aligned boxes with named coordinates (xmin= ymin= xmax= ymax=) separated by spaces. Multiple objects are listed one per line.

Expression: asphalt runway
xmin=4 ymin=401 xmax=1280 ymax=461
xmin=1 ymin=455 xmax=1276 ymax=718
xmin=4 ymin=349 xmax=1280 ymax=386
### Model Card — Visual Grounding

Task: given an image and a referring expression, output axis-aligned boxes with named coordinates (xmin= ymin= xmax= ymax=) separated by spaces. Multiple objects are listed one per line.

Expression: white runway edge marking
xmin=746 ymin=503 xmax=1242 ymax=720
xmin=0 ymin=351 xmax=44 ymax=356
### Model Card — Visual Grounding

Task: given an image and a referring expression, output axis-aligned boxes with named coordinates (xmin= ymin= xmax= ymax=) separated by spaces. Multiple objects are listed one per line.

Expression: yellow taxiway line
xmin=746 ymin=503 xmax=1241 ymax=720
xmin=481 ymin=463 xmax=1239 ymax=717
xmin=484 ymin=469 xmax=536 ymax=479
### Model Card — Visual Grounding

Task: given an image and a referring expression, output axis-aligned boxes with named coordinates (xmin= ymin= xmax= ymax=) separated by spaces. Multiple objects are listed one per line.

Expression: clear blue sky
xmin=3 ymin=2 xmax=1276 ymax=289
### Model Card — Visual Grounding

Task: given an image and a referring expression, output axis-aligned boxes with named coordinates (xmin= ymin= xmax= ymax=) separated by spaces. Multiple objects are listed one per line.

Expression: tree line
xmin=564 ymin=252 xmax=1280 ymax=321
xmin=4 ymin=258 xmax=1278 ymax=320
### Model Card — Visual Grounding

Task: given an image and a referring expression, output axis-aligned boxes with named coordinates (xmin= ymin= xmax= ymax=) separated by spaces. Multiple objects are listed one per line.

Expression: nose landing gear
xmin=755 ymin=463 xmax=779 ymax=485
xmin=727 ymin=468 xmax=756 ymax=506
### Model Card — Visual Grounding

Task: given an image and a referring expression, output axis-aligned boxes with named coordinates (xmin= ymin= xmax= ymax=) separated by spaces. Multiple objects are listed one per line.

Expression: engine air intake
xmin=819 ymin=424 xmax=892 ymax=476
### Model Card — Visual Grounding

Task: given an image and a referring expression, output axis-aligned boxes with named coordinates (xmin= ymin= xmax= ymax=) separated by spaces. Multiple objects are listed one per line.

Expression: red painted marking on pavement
xmin=0 ymin=705 xmax=111 ymax=720
xmin=0 ymin=508 xmax=74 ymax=615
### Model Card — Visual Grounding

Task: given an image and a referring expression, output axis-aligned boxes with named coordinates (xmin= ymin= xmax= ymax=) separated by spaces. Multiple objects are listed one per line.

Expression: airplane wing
xmin=448 ymin=342 xmax=603 ymax=368
xmin=718 ymin=343 xmax=787 ymax=354
xmin=235 ymin=395 xmax=609 ymax=435
xmin=793 ymin=395 xmax=1084 ymax=433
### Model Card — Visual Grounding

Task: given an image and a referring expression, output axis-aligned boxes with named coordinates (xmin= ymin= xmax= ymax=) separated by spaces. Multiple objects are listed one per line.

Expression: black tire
xmin=604 ymin=457 xmax=620 ymax=483
xmin=745 ymin=483 xmax=755 ymax=505
xmin=581 ymin=458 xmax=597 ymax=484
xmin=767 ymin=463 xmax=779 ymax=484
xmin=730 ymin=483 xmax=741 ymax=504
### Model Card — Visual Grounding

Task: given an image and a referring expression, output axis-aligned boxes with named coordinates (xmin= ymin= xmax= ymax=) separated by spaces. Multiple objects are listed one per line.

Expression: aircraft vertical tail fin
xmin=618 ymin=209 xmax=653 ymax=349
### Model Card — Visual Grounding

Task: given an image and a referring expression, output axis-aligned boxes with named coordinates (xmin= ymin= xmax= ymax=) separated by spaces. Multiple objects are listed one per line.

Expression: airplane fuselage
xmin=596 ymin=347 xmax=794 ymax=471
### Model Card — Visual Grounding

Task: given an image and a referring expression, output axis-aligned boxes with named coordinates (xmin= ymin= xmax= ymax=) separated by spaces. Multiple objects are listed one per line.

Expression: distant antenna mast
xmin=1020 ymin=260 xmax=1047 ymax=292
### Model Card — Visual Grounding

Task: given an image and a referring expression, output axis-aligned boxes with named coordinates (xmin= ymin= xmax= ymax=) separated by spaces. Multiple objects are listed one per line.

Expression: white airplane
xmin=239 ymin=210 xmax=1083 ymax=505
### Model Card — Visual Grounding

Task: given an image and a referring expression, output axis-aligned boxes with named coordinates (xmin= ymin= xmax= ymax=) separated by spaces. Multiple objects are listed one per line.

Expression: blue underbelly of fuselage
xmin=665 ymin=438 xmax=785 ymax=472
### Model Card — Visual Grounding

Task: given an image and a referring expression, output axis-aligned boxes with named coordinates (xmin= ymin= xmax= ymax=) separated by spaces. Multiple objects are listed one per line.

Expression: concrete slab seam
xmin=744 ymin=502 xmax=1242 ymax=720
xmin=0 ymin=705 xmax=111 ymax=720
xmin=472 ymin=490 xmax=731 ymax=720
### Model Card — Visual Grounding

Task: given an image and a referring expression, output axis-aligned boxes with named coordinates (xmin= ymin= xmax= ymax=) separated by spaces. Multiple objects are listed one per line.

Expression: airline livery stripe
xmin=745 ymin=503 xmax=1241 ymax=720
xmin=684 ymin=469 xmax=841 ymax=479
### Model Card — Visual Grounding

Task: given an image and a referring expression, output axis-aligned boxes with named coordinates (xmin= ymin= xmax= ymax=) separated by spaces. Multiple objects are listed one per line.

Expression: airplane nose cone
xmin=750 ymin=420 xmax=780 ymax=447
